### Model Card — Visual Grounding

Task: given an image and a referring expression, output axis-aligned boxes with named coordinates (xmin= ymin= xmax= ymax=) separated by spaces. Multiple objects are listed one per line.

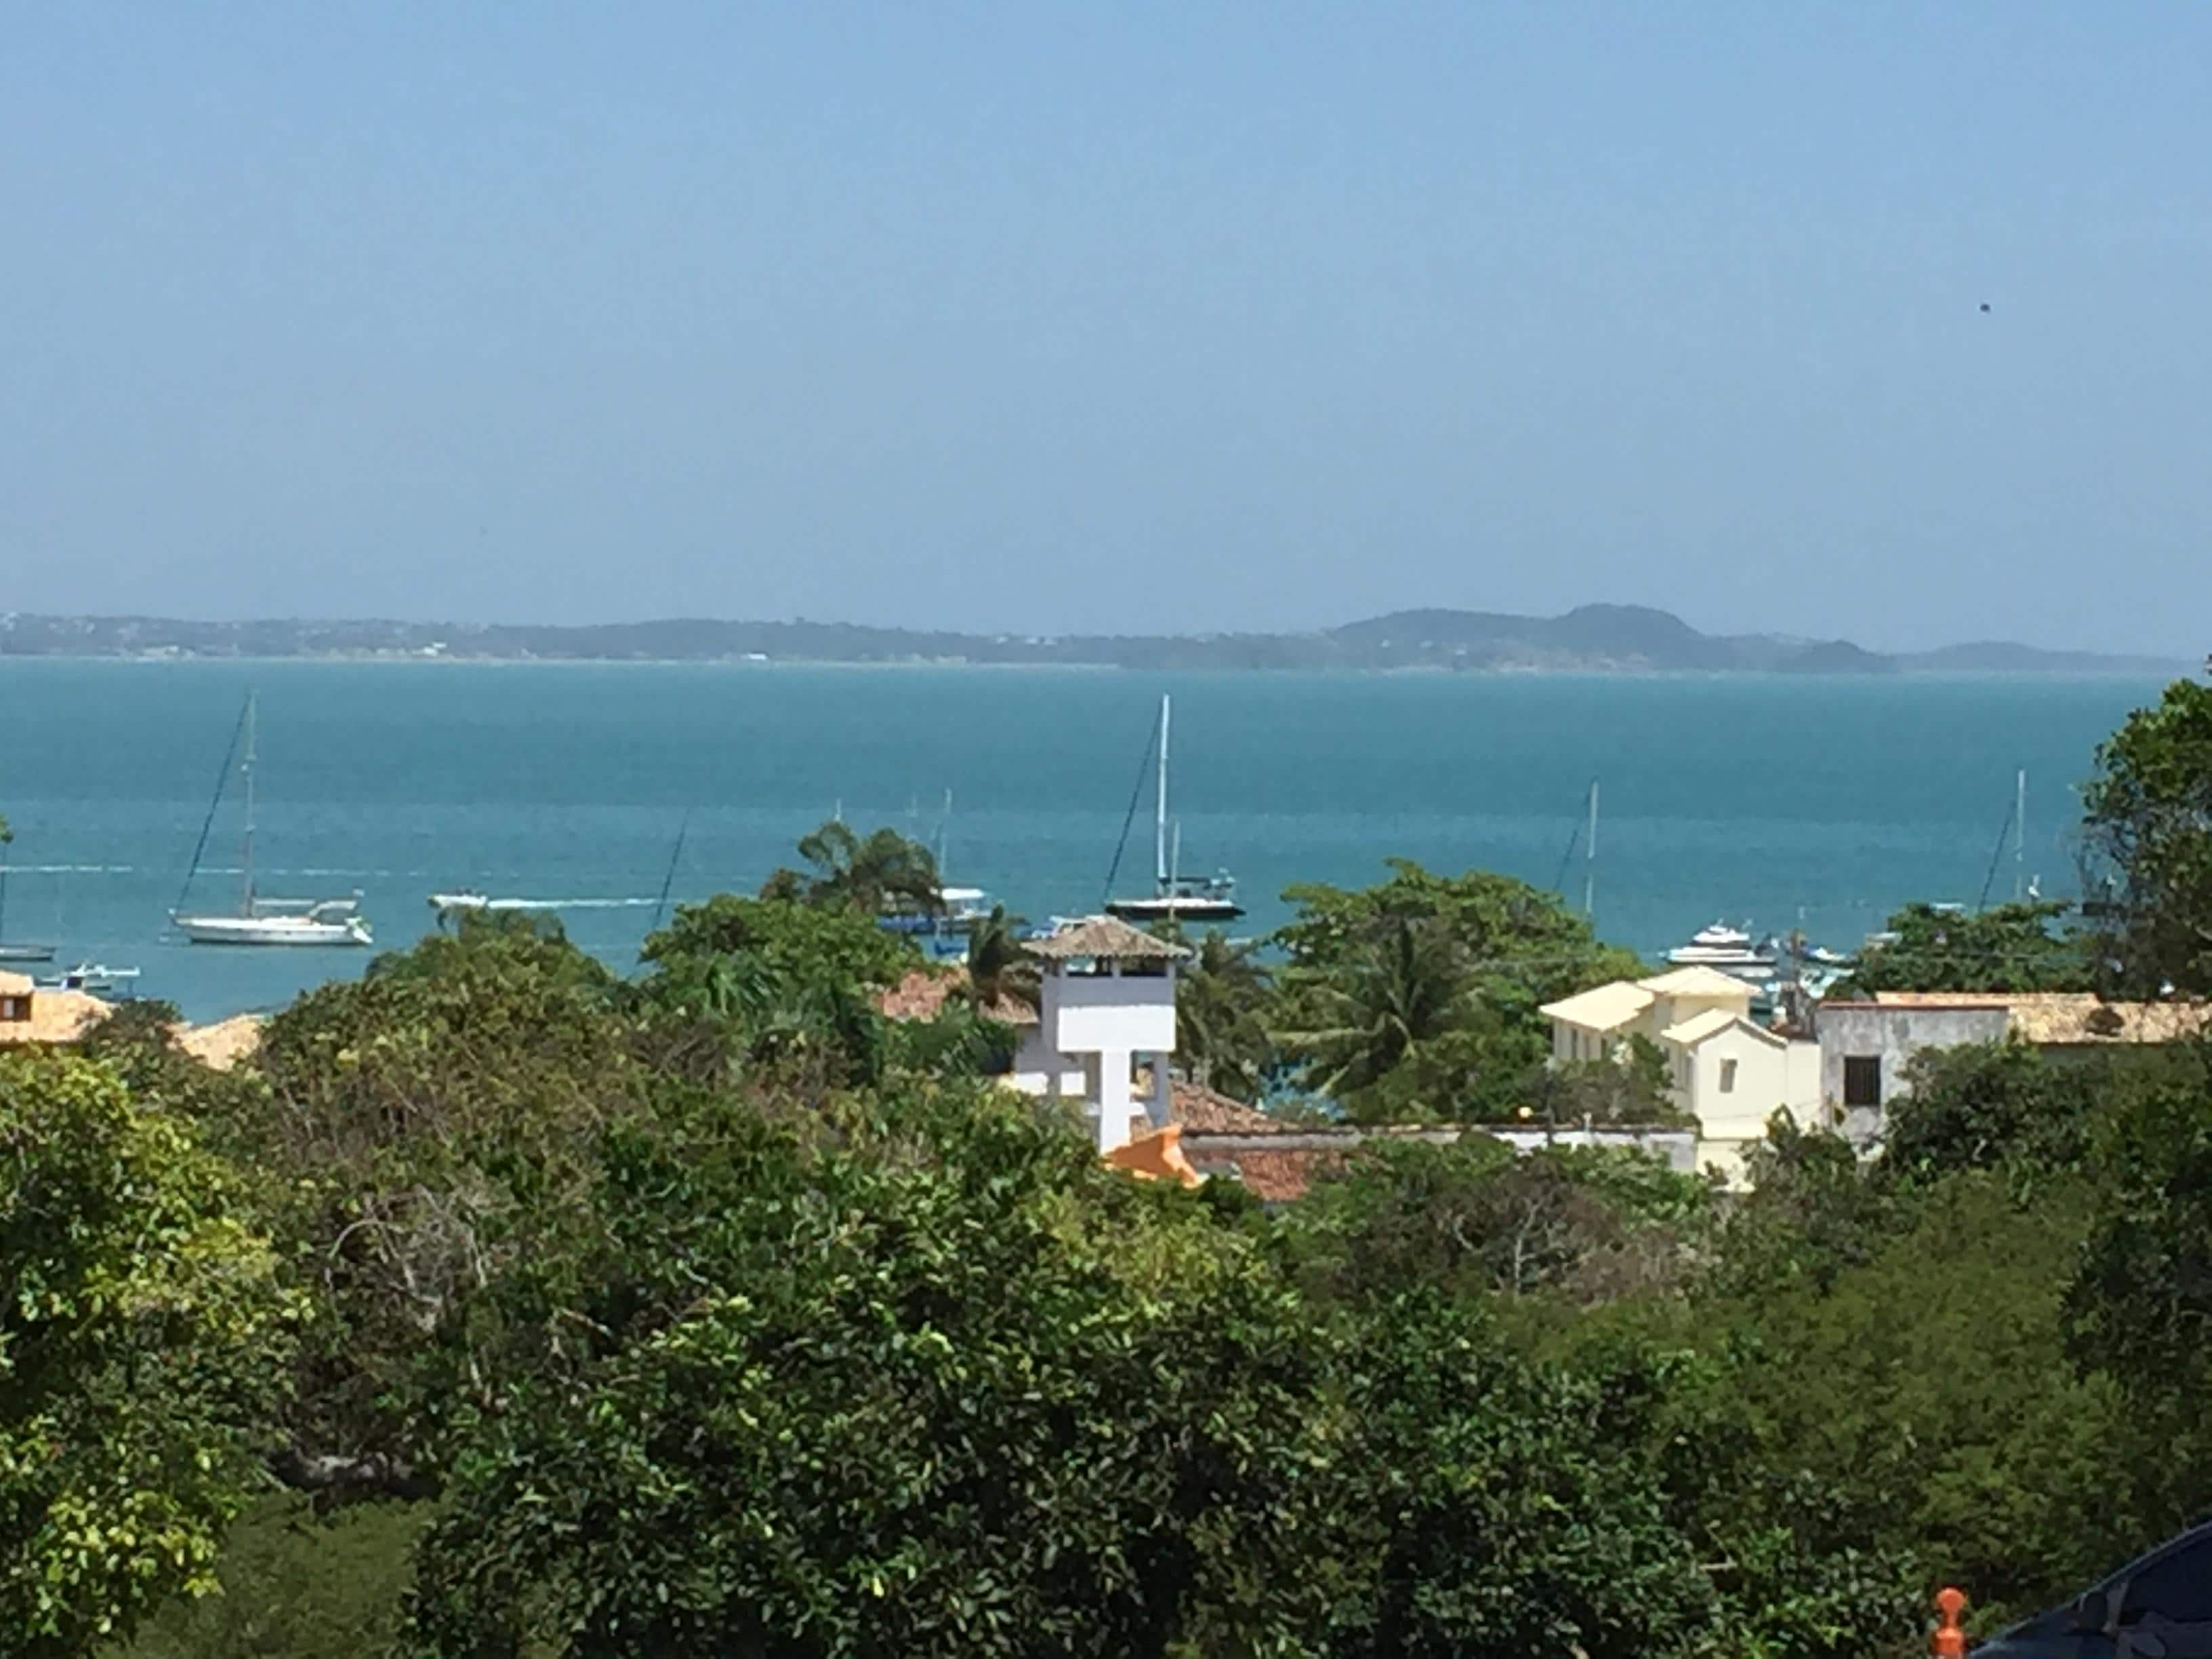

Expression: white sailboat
xmin=1105 ymin=694 xmax=1243 ymax=924
xmin=172 ymin=694 xmax=373 ymax=947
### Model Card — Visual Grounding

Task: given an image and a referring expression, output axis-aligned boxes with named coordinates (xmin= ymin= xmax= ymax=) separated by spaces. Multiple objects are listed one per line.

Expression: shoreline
xmin=0 ymin=652 xmax=2187 ymax=680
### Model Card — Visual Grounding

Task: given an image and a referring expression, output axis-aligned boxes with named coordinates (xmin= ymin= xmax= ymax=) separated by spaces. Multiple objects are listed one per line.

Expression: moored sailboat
xmin=1105 ymin=694 xmax=1243 ymax=925
xmin=171 ymin=693 xmax=373 ymax=947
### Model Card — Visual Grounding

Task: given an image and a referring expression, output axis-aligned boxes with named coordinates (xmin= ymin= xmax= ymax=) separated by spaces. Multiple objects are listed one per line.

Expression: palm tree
xmin=786 ymin=819 xmax=943 ymax=916
xmin=965 ymin=905 xmax=1038 ymax=1014
xmin=1174 ymin=928 xmax=1273 ymax=1099
xmin=1272 ymin=913 xmax=1473 ymax=1102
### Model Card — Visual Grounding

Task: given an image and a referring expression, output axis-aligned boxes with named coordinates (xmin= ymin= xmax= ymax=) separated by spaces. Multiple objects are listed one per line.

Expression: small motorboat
xmin=36 ymin=962 xmax=141 ymax=996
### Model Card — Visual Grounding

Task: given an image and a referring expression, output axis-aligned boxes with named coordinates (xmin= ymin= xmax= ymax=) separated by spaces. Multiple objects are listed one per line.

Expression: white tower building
xmin=1013 ymin=916 xmax=1187 ymax=1154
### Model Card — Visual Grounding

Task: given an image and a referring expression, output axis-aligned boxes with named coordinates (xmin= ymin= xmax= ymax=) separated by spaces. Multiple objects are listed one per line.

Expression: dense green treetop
xmin=1271 ymin=861 xmax=1643 ymax=1123
xmin=405 ymin=1074 xmax=1336 ymax=1658
xmin=2081 ymin=677 xmax=2212 ymax=996
xmin=758 ymin=818 xmax=943 ymax=916
xmin=0 ymin=1052 xmax=296 ymax=1656
xmin=1836 ymin=900 xmax=2089 ymax=996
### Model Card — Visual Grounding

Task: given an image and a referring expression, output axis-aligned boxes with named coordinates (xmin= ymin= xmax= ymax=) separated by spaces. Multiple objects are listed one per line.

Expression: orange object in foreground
xmin=1932 ymin=1586 xmax=1968 ymax=1656
xmin=1103 ymin=1123 xmax=1204 ymax=1188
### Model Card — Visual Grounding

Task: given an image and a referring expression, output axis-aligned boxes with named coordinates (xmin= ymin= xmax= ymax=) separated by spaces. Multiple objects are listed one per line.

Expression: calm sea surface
xmin=0 ymin=659 xmax=2175 ymax=1021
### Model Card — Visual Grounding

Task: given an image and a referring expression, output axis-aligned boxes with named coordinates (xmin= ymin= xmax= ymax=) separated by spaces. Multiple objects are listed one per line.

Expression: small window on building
xmin=1719 ymin=1058 xmax=1738 ymax=1093
xmin=1843 ymin=1055 xmax=1882 ymax=1108
xmin=0 ymin=994 xmax=26 ymax=1023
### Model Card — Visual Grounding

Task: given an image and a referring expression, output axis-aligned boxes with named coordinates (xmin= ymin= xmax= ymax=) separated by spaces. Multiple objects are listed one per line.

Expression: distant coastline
xmin=0 ymin=604 xmax=2188 ymax=676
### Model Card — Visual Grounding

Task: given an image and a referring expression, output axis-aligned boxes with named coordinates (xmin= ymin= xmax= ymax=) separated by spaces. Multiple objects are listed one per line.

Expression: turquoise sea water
xmin=0 ymin=659 xmax=2176 ymax=1021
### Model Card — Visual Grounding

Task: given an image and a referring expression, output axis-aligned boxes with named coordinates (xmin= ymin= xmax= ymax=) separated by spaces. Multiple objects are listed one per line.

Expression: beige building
xmin=0 ymin=970 xmax=112 ymax=1048
xmin=1817 ymin=991 xmax=2212 ymax=1151
xmin=1540 ymin=964 xmax=1820 ymax=1186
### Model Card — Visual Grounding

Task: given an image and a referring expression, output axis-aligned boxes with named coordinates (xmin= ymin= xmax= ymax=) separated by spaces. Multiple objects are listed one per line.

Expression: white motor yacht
xmin=1666 ymin=919 xmax=1777 ymax=979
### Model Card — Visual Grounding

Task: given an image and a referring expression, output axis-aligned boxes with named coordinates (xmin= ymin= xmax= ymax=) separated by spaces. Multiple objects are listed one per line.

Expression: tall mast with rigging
xmin=1154 ymin=694 xmax=1171 ymax=894
xmin=1583 ymin=779 xmax=1599 ymax=918
xmin=240 ymin=692 xmax=258 ymax=915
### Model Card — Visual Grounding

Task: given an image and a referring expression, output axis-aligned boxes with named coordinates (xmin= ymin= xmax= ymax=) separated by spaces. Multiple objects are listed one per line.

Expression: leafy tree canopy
xmin=2081 ymin=677 xmax=2212 ymax=996
xmin=238 ymin=912 xmax=644 ymax=1498
xmin=639 ymin=893 xmax=920 ymax=1088
xmin=1837 ymin=899 xmax=2088 ymax=996
xmin=0 ymin=1052 xmax=296 ymax=1656
xmin=405 ymin=1076 xmax=1334 ymax=1658
xmin=759 ymin=818 xmax=943 ymax=916
xmin=1286 ymin=1136 xmax=1715 ymax=1311
xmin=1272 ymin=861 xmax=1642 ymax=1122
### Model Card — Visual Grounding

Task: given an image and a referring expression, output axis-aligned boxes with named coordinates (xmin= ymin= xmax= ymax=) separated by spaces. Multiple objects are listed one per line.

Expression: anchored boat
xmin=36 ymin=962 xmax=140 ymax=996
xmin=171 ymin=693 xmax=374 ymax=947
xmin=1105 ymin=694 xmax=1242 ymax=925
xmin=1665 ymin=920 xmax=1778 ymax=981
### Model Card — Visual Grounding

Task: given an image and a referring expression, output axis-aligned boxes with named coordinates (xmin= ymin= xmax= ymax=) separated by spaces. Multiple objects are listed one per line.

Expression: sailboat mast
xmin=1154 ymin=694 xmax=1171 ymax=892
xmin=2014 ymin=767 xmax=2026 ymax=902
xmin=241 ymin=693 xmax=257 ymax=914
xmin=1583 ymin=779 xmax=1599 ymax=918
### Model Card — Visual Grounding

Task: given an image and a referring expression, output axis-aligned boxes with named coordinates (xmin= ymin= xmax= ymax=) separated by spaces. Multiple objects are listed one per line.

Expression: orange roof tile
xmin=1105 ymin=1123 xmax=1204 ymax=1188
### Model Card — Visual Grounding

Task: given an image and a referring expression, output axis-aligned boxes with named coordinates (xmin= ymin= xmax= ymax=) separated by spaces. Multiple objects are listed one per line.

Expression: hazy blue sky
xmin=4 ymin=4 xmax=2209 ymax=652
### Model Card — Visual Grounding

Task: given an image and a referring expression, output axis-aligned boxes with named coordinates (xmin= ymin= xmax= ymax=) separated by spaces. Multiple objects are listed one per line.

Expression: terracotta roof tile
xmin=1168 ymin=1079 xmax=1288 ymax=1134
xmin=878 ymin=967 xmax=1036 ymax=1025
xmin=1183 ymin=1145 xmax=1347 ymax=1203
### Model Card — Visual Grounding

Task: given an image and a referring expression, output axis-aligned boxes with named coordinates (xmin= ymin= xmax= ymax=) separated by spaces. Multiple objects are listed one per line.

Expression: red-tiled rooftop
xmin=1168 ymin=1078 xmax=1288 ymax=1134
xmin=877 ymin=966 xmax=1037 ymax=1025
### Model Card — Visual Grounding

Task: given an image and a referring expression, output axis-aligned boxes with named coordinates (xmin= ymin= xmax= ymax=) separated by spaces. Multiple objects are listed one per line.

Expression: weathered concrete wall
xmin=1815 ymin=1004 xmax=2010 ymax=1149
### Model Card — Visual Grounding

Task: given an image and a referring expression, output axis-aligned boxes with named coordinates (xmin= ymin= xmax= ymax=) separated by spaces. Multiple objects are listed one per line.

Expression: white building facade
xmin=1540 ymin=965 xmax=1820 ymax=1186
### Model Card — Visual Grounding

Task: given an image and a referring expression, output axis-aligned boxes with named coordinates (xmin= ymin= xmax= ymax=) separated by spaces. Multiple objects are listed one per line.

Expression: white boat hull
xmin=176 ymin=914 xmax=373 ymax=947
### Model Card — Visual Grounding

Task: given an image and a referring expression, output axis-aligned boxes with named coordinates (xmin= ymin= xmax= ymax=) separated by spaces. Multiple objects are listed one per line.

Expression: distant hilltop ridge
xmin=0 ymin=605 xmax=2185 ymax=674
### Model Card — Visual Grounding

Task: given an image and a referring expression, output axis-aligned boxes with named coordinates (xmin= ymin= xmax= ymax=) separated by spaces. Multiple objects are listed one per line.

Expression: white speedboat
xmin=427 ymin=891 xmax=562 ymax=916
xmin=172 ymin=695 xmax=375 ymax=949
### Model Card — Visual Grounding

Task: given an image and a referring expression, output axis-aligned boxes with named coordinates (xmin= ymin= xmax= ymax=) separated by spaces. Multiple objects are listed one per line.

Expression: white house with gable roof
xmin=1540 ymin=964 xmax=1819 ymax=1186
